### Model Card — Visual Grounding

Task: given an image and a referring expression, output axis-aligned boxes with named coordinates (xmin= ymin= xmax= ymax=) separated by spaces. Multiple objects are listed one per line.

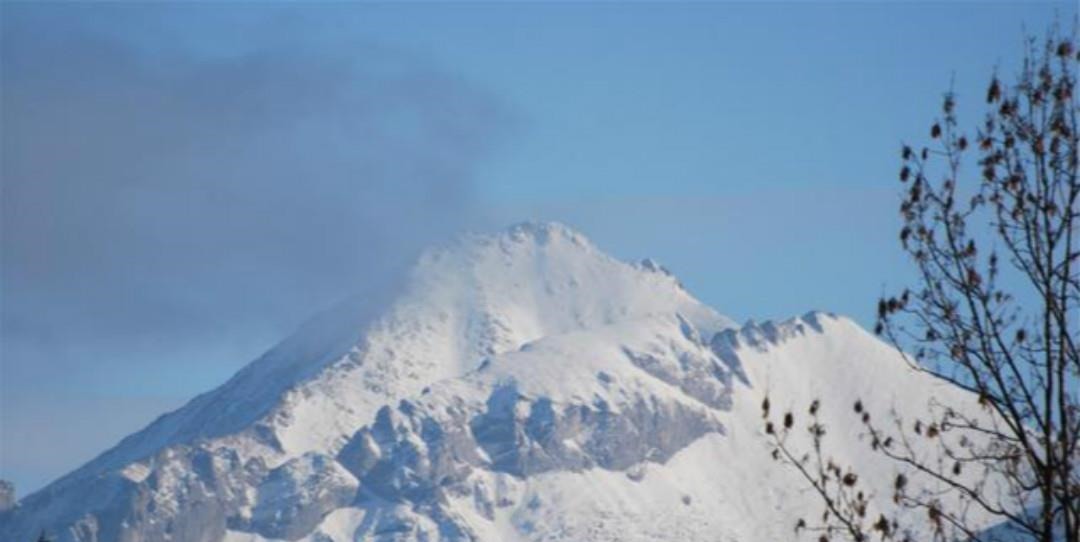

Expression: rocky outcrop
xmin=332 ymin=375 xmax=726 ymax=540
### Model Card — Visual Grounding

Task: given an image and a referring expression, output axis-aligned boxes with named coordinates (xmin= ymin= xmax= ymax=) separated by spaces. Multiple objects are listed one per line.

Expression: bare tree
xmin=763 ymin=28 xmax=1079 ymax=542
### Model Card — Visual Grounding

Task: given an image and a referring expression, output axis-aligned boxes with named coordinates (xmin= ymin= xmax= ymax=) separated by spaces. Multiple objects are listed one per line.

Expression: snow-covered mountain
xmin=0 ymin=222 xmax=991 ymax=541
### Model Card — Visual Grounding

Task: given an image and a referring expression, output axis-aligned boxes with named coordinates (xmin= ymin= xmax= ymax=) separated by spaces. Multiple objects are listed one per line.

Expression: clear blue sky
xmin=2 ymin=1 xmax=1074 ymax=495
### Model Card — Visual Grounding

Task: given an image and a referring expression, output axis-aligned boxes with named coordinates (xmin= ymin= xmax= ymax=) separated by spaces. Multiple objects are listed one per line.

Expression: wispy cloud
xmin=0 ymin=5 xmax=510 ymax=492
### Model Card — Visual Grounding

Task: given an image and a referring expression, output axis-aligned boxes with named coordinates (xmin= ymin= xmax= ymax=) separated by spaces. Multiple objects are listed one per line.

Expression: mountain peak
xmin=502 ymin=220 xmax=591 ymax=246
xmin=2 ymin=224 xmax=983 ymax=542
xmin=34 ymin=223 xmax=733 ymax=490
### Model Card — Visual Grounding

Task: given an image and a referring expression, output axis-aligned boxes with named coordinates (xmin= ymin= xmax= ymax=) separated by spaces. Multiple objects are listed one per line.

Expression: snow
xmin=201 ymin=312 xmax=994 ymax=542
xmin=0 ymin=222 xmax=1000 ymax=542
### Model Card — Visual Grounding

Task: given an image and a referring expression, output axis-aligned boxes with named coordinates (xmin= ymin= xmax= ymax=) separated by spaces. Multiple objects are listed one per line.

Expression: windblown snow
xmin=0 ymin=222 xmax=994 ymax=542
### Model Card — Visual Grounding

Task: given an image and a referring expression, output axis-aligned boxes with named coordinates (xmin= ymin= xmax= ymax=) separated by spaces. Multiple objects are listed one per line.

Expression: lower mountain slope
xmin=221 ymin=312 xmax=995 ymax=542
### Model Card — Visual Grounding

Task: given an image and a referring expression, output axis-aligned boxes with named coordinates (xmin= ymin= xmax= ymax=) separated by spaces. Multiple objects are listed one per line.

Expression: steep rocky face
xmin=326 ymin=315 xmax=733 ymax=539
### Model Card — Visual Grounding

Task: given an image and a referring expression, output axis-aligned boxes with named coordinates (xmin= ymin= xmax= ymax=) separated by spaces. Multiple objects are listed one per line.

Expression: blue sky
xmin=2 ymin=1 xmax=1074 ymax=495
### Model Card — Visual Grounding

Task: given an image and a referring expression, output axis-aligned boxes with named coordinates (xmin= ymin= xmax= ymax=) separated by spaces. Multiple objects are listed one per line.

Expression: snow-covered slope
xmin=0 ymin=223 xmax=990 ymax=542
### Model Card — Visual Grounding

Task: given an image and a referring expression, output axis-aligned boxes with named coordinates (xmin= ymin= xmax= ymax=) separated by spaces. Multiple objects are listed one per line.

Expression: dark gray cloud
xmin=0 ymin=6 xmax=508 ymax=492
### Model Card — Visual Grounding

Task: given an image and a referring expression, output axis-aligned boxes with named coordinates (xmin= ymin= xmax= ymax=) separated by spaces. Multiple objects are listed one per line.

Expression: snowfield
xmin=0 ymin=222 xmax=996 ymax=541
